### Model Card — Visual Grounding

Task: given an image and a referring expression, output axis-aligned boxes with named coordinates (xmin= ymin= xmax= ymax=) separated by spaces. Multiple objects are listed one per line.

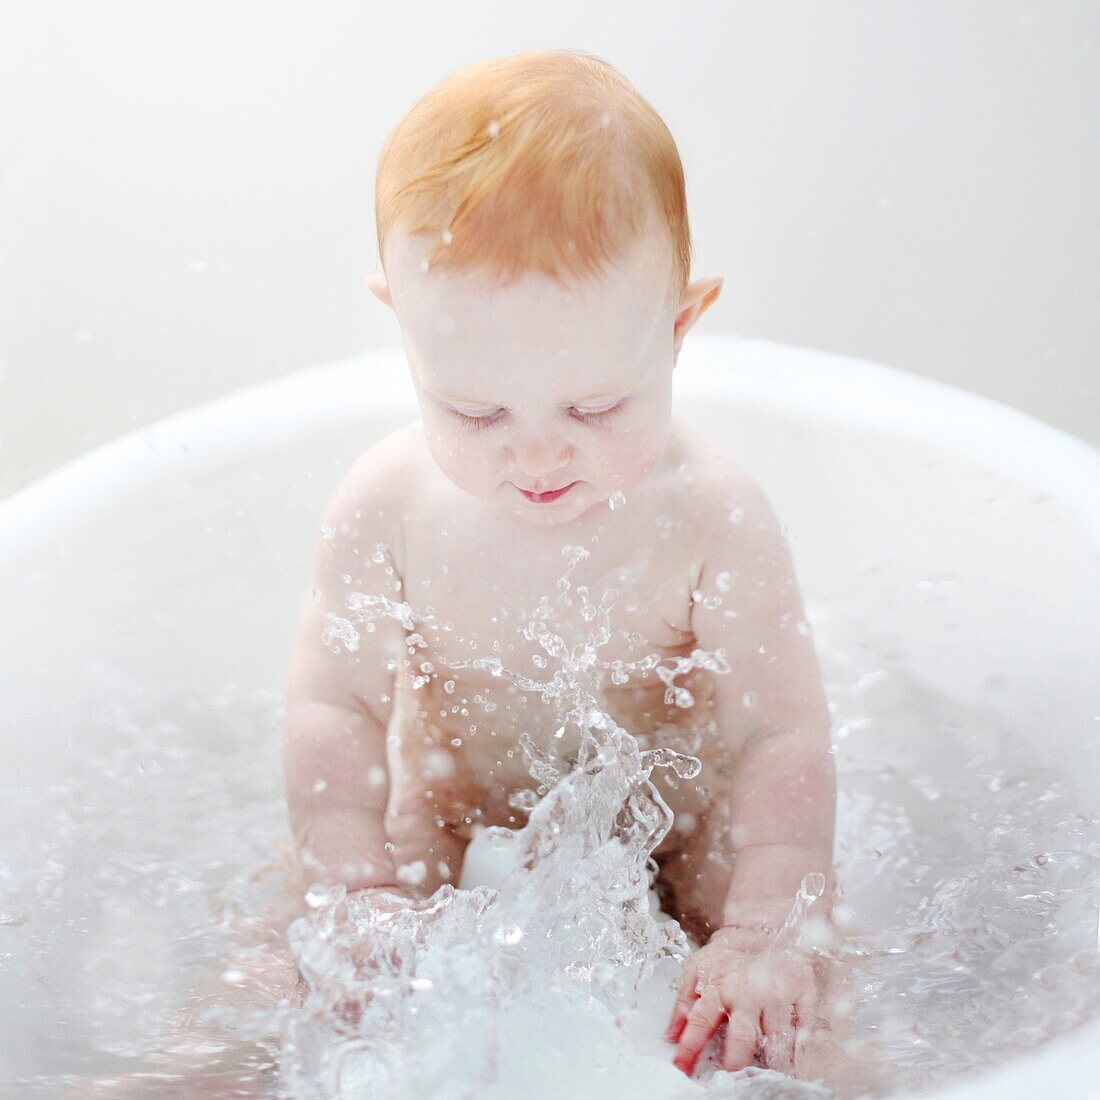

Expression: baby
xmin=285 ymin=49 xmax=838 ymax=1079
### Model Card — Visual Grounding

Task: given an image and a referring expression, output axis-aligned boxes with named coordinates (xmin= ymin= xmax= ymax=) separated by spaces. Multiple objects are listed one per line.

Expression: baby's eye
xmin=569 ymin=400 xmax=626 ymax=426
xmin=447 ymin=406 xmax=505 ymax=432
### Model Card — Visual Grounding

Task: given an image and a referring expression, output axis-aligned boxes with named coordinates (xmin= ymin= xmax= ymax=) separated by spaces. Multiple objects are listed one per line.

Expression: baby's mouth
xmin=514 ymin=481 xmax=579 ymax=504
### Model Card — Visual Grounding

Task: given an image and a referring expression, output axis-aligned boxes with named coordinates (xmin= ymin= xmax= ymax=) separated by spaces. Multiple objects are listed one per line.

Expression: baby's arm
xmin=693 ymin=468 xmax=836 ymax=923
xmin=284 ymin=443 xmax=409 ymax=895
xmin=667 ymin=465 xmax=838 ymax=1075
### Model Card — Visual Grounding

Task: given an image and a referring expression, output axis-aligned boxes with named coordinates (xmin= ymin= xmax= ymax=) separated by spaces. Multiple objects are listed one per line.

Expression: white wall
xmin=1 ymin=1 xmax=1097 ymax=500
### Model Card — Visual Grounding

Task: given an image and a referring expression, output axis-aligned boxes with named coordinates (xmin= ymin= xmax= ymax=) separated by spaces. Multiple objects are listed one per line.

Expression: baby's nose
xmin=508 ymin=435 xmax=574 ymax=480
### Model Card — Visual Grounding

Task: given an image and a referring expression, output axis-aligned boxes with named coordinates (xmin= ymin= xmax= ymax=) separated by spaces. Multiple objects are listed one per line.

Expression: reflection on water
xmin=1 ymin=597 xmax=1097 ymax=1098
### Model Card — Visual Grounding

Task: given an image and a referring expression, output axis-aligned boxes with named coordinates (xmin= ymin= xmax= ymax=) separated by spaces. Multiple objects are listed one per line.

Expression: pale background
xmin=1 ymin=0 xmax=1097 ymax=501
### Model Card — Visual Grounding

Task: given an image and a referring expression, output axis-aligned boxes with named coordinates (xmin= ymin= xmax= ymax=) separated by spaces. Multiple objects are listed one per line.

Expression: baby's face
xmin=380 ymin=228 xmax=677 ymax=526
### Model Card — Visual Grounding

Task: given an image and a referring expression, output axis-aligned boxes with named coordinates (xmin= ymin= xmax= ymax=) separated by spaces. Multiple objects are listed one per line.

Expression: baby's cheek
xmin=424 ymin=426 xmax=500 ymax=495
xmin=443 ymin=445 xmax=494 ymax=486
xmin=598 ymin=423 xmax=669 ymax=488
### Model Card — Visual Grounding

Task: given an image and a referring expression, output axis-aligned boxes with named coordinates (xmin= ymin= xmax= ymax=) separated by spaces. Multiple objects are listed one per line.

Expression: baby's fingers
xmin=794 ymin=980 xmax=821 ymax=1032
xmin=761 ymin=1002 xmax=797 ymax=1075
xmin=665 ymin=961 xmax=699 ymax=1043
xmin=721 ymin=1008 xmax=761 ymax=1073
xmin=672 ymin=988 xmax=725 ymax=1076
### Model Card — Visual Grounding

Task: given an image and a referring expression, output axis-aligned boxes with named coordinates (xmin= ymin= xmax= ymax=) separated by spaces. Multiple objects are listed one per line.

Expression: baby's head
xmin=367 ymin=49 xmax=722 ymax=526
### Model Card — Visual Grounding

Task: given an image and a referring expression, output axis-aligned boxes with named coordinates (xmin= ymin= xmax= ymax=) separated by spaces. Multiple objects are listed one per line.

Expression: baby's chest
xmin=392 ymin=660 xmax=726 ymax=833
xmin=387 ymin=512 xmax=720 ymax=821
xmin=400 ymin=529 xmax=699 ymax=680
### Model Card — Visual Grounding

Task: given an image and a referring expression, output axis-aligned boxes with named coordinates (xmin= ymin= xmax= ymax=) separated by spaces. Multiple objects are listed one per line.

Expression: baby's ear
xmin=365 ymin=272 xmax=394 ymax=309
xmin=673 ymin=274 xmax=724 ymax=362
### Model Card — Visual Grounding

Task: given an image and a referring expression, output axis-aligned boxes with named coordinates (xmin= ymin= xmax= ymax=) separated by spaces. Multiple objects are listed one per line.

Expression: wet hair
xmin=374 ymin=49 xmax=692 ymax=309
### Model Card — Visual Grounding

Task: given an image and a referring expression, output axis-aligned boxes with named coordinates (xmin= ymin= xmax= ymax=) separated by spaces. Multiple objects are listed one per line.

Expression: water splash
xmin=273 ymin=546 xmax=838 ymax=1096
xmin=4 ymin=506 xmax=1097 ymax=1100
xmin=3 ymin=633 xmax=1098 ymax=1095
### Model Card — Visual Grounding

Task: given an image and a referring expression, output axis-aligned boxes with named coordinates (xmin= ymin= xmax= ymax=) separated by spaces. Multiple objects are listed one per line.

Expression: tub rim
xmin=0 ymin=333 xmax=1097 ymax=562
xmin=0 ymin=333 xmax=1098 ymax=1092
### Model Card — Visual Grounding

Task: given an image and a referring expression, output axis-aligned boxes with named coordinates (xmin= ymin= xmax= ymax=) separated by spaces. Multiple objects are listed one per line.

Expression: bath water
xmin=1 ymin=550 xmax=1097 ymax=1098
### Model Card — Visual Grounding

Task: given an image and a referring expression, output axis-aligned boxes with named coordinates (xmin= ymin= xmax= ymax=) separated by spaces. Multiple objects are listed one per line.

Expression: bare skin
xmin=66 ymin=224 xmax=871 ymax=1096
xmin=284 ymin=220 xmax=846 ymax=1077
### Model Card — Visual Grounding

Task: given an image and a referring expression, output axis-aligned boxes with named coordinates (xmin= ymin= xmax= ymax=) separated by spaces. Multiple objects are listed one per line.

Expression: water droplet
xmin=396 ymin=860 xmax=427 ymax=886
xmin=642 ymin=747 xmax=702 ymax=779
xmin=312 ymin=778 xmax=328 ymax=795
xmin=423 ymin=749 xmax=455 ymax=779
xmin=742 ymin=691 xmax=758 ymax=708
xmin=666 ymin=687 xmax=694 ymax=708
xmin=322 ymin=614 xmax=360 ymax=653
xmin=304 ymin=885 xmax=337 ymax=909
xmin=716 ymin=571 xmax=731 ymax=593
xmin=493 ymin=925 xmax=524 ymax=945
xmin=441 ymin=228 xmax=453 ymax=245
xmin=609 ymin=490 xmax=627 ymax=511
xmin=487 ymin=118 xmax=500 ymax=138
xmin=729 ymin=507 xmax=744 ymax=524
xmin=509 ymin=788 xmax=539 ymax=812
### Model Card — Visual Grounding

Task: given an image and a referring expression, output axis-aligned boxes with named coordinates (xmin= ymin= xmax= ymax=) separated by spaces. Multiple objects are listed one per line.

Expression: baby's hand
xmin=665 ymin=925 xmax=822 ymax=1077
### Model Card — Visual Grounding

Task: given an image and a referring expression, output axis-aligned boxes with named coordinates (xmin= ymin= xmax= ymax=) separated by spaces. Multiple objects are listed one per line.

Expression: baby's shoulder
xmin=339 ymin=421 xmax=427 ymax=491
xmin=661 ymin=414 xmax=779 ymax=542
xmin=319 ymin=423 xmax=432 ymax=556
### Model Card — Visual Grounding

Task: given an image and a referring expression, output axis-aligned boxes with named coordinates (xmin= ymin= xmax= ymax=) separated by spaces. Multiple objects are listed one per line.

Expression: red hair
xmin=374 ymin=49 xmax=692 ymax=308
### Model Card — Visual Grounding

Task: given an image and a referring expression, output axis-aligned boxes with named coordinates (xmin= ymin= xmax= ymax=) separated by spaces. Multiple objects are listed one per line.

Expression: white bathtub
xmin=1 ymin=333 xmax=1097 ymax=1097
